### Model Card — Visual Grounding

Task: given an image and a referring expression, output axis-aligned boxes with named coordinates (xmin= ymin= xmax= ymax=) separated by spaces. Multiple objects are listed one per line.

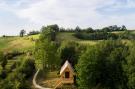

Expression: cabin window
xmin=65 ymin=72 xmax=69 ymax=78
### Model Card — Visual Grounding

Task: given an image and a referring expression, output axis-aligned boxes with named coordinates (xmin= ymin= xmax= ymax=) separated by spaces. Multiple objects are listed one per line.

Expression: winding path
xmin=33 ymin=69 xmax=52 ymax=89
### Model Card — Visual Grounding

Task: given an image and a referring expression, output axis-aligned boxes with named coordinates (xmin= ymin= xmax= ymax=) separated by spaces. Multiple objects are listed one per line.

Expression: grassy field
xmin=57 ymin=32 xmax=100 ymax=45
xmin=1 ymin=31 xmax=134 ymax=53
xmin=0 ymin=34 xmax=40 ymax=52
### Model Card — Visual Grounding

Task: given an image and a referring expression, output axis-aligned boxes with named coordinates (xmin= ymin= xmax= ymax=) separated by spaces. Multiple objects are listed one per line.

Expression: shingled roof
xmin=60 ymin=60 xmax=74 ymax=75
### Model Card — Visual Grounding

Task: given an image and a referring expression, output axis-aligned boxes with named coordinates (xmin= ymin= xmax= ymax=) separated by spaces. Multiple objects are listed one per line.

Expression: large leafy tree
xmin=20 ymin=29 xmax=26 ymax=37
xmin=58 ymin=41 xmax=80 ymax=67
xmin=35 ymin=25 xmax=60 ymax=71
xmin=76 ymin=40 xmax=128 ymax=89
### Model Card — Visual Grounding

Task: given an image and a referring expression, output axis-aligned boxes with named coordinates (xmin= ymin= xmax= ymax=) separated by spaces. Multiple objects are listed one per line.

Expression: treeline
xmin=74 ymin=30 xmax=135 ymax=40
xmin=59 ymin=25 xmax=127 ymax=32
xmin=74 ymin=32 xmax=118 ymax=40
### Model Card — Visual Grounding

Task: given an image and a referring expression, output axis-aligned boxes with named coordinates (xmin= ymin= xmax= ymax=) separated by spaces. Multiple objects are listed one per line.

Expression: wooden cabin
xmin=60 ymin=60 xmax=75 ymax=84
xmin=54 ymin=60 xmax=75 ymax=88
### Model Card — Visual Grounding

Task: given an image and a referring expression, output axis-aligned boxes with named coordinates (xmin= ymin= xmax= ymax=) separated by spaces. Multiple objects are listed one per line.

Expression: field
xmin=57 ymin=32 xmax=101 ymax=45
xmin=0 ymin=35 xmax=40 ymax=52
xmin=1 ymin=31 xmax=135 ymax=52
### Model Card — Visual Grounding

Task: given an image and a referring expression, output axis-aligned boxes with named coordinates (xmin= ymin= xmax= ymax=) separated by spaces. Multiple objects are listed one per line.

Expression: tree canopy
xmin=76 ymin=40 xmax=129 ymax=89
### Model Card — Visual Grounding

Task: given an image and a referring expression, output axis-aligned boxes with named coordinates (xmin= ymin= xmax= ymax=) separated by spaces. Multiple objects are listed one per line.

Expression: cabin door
xmin=65 ymin=72 xmax=69 ymax=78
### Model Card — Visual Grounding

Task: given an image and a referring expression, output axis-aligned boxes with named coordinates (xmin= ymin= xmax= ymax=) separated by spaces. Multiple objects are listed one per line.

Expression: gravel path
xmin=33 ymin=69 xmax=52 ymax=89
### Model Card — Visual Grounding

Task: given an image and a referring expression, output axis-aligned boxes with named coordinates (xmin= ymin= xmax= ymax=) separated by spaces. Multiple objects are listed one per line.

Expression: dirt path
xmin=33 ymin=69 xmax=52 ymax=89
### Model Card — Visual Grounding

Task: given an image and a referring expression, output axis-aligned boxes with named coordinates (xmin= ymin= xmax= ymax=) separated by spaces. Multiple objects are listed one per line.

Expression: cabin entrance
xmin=65 ymin=72 xmax=69 ymax=78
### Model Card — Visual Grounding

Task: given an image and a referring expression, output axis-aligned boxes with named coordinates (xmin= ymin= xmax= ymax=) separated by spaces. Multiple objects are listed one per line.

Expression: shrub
xmin=18 ymin=58 xmax=35 ymax=78
xmin=0 ymin=70 xmax=7 ymax=79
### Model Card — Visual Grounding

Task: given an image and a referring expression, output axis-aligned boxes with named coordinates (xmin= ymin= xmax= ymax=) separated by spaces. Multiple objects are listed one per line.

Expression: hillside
xmin=0 ymin=31 xmax=134 ymax=53
xmin=0 ymin=30 xmax=135 ymax=89
xmin=0 ymin=34 xmax=40 ymax=52
xmin=57 ymin=32 xmax=101 ymax=45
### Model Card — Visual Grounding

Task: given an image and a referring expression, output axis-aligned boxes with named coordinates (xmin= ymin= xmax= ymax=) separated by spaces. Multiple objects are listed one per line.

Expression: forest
xmin=0 ymin=24 xmax=135 ymax=89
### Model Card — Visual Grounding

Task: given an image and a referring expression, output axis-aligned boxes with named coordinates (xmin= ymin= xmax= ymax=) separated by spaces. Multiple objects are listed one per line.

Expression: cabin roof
xmin=60 ymin=60 xmax=74 ymax=75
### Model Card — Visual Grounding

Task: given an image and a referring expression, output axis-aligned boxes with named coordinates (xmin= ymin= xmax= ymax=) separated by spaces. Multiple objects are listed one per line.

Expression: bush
xmin=28 ymin=31 xmax=40 ymax=35
xmin=0 ymin=70 xmax=7 ymax=79
xmin=0 ymin=72 xmax=31 ymax=89
xmin=5 ymin=50 xmax=24 ymax=59
xmin=18 ymin=58 xmax=35 ymax=78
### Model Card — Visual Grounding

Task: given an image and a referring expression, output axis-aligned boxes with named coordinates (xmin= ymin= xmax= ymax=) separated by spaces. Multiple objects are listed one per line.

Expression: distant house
xmin=60 ymin=60 xmax=75 ymax=84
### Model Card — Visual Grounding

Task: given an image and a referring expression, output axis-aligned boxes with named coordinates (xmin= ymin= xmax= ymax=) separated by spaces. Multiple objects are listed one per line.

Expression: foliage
xmin=58 ymin=41 xmax=80 ymax=67
xmin=125 ymin=44 xmax=135 ymax=89
xmin=20 ymin=29 xmax=26 ymax=37
xmin=102 ymin=25 xmax=126 ymax=32
xmin=40 ymin=25 xmax=58 ymax=41
xmin=28 ymin=30 xmax=40 ymax=35
xmin=76 ymin=40 xmax=128 ymax=89
xmin=75 ymin=26 xmax=81 ymax=32
xmin=74 ymin=32 xmax=118 ymax=40
xmin=35 ymin=24 xmax=60 ymax=71
xmin=0 ymin=69 xmax=7 ymax=79
xmin=0 ymin=51 xmax=7 ymax=69
xmin=0 ymin=57 xmax=35 ymax=89
xmin=0 ymin=51 xmax=4 ymax=62
xmin=47 ymin=24 xmax=59 ymax=32
xmin=0 ymin=72 xmax=31 ymax=89
xmin=35 ymin=39 xmax=60 ymax=71
xmin=17 ymin=57 xmax=35 ymax=78
xmin=5 ymin=50 xmax=24 ymax=59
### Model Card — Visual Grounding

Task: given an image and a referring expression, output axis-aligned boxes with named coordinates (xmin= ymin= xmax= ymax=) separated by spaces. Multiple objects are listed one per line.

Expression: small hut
xmin=60 ymin=60 xmax=75 ymax=84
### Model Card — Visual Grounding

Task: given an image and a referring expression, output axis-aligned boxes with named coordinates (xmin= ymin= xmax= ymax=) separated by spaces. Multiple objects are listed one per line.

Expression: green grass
xmin=57 ymin=32 xmax=80 ymax=41
xmin=46 ymin=71 xmax=59 ymax=79
xmin=0 ymin=34 xmax=40 ymax=52
xmin=0 ymin=31 xmax=135 ymax=52
xmin=57 ymin=32 xmax=100 ymax=45
xmin=57 ymin=31 xmax=135 ymax=46
xmin=0 ymin=37 xmax=17 ymax=50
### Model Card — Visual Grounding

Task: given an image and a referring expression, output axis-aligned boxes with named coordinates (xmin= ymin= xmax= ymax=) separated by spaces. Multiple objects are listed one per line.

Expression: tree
xmin=47 ymin=24 xmax=59 ymax=32
xmin=121 ymin=25 xmax=127 ymax=31
xmin=35 ymin=25 xmax=60 ymax=71
xmin=20 ymin=29 xmax=26 ymax=37
xmin=75 ymin=26 xmax=81 ymax=32
xmin=28 ymin=30 xmax=40 ymax=35
xmin=18 ymin=58 xmax=35 ymax=78
xmin=76 ymin=40 xmax=128 ymax=89
xmin=58 ymin=41 xmax=79 ymax=67
xmin=125 ymin=45 xmax=135 ymax=89
xmin=85 ymin=27 xmax=94 ymax=33
xmin=40 ymin=25 xmax=58 ymax=41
